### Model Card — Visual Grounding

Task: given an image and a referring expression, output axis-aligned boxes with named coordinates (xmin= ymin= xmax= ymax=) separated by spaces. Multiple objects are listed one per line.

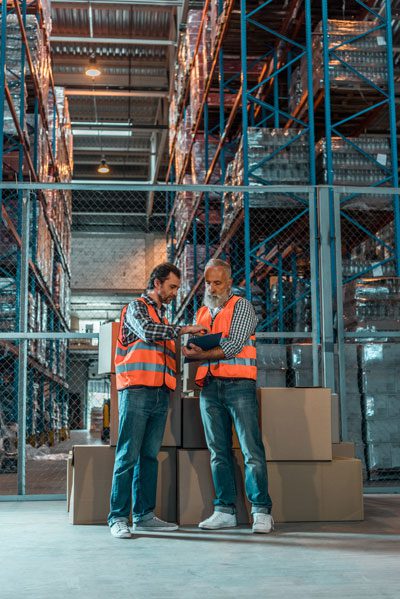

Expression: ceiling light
xmin=97 ymin=157 xmax=110 ymax=174
xmin=85 ymin=54 xmax=101 ymax=78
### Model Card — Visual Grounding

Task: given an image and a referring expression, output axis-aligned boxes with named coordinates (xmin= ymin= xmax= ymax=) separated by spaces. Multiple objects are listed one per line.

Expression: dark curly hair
xmin=147 ymin=262 xmax=181 ymax=289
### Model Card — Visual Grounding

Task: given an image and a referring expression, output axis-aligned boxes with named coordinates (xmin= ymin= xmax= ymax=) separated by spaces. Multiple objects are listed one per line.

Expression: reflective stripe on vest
xmin=195 ymin=295 xmax=257 ymax=387
xmin=115 ymin=299 xmax=176 ymax=391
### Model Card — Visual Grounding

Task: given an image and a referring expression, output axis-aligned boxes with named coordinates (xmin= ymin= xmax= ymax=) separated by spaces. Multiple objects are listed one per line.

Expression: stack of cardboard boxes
xmin=68 ymin=326 xmax=363 ymax=525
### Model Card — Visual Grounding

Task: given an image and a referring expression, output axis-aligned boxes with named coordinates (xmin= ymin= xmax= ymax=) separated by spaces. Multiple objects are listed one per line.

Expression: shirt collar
xmin=141 ymin=292 xmax=166 ymax=315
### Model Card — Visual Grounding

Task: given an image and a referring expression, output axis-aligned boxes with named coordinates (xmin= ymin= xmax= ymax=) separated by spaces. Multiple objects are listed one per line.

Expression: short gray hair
xmin=204 ymin=258 xmax=232 ymax=278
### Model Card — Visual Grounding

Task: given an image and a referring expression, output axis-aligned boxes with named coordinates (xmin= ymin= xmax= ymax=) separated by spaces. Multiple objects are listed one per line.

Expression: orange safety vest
xmin=115 ymin=298 xmax=177 ymax=391
xmin=195 ymin=295 xmax=257 ymax=387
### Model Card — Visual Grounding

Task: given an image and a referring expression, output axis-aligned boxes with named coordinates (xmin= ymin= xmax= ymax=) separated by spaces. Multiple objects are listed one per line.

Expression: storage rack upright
xmin=0 ymin=0 xmax=73 ymax=466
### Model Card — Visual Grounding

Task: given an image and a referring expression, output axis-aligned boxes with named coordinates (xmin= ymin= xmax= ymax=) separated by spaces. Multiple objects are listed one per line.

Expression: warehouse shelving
xmin=0 ymin=0 xmax=73 ymax=453
xmin=166 ymin=0 xmax=399 ymax=332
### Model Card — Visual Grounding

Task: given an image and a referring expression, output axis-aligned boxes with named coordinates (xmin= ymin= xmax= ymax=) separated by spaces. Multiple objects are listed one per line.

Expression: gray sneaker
xmin=132 ymin=515 xmax=179 ymax=532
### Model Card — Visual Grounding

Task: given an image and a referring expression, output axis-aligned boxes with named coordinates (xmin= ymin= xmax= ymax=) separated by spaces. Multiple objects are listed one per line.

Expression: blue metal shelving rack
xmin=0 ymin=0 xmax=72 ymax=467
xmin=166 ymin=0 xmax=398 ymax=334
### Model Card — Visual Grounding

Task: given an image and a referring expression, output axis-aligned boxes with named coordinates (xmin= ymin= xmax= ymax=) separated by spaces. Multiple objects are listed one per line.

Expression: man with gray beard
xmin=182 ymin=258 xmax=273 ymax=533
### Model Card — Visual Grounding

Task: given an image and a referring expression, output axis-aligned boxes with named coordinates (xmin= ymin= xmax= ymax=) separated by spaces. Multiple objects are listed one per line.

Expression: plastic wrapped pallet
xmin=191 ymin=135 xmax=222 ymax=185
xmin=301 ymin=19 xmax=388 ymax=95
xmin=222 ymin=128 xmax=310 ymax=233
xmin=343 ymin=277 xmax=400 ymax=332
xmin=256 ymin=343 xmax=287 ymax=387
xmin=317 ymin=136 xmax=391 ymax=192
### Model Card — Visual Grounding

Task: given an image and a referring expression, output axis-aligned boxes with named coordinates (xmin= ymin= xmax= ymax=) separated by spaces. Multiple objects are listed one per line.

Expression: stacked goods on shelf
xmin=300 ymin=19 xmax=388 ymax=99
xmin=191 ymin=135 xmax=222 ymax=185
xmin=343 ymin=277 xmax=400 ymax=332
xmin=256 ymin=343 xmax=287 ymax=387
xmin=0 ymin=278 xmax=16 ymax=332
xmin=173 ymin=9 xmax=202 ymax=119
xmin=288 ymin=66 xmax=303 ymax=114
xmin=358 ymin=344 xmax=400 ymax=480
xmin=174 ymin=177 xmax=195 ymax=246
xmin=48 ymin=86 xmax=74 ymax=181
xmin=2 ymin=15 xmax=30 ymax=137
xmin=36 ymin=202 xmax=55 ymax=294
xmin=175 ymin=244 xmax=210 ymax=306
xmin=175 ymin=112 xmax=192 ymax=177
xmin=222 ymin=129 xmax=309 ymax=233
xmin=36 ymin=294 xmax=48 ymax=366
xmin=317 ymin=136 xmax=391 ymax=190
xmin=0 ymin=3 xmax=71 ymax=454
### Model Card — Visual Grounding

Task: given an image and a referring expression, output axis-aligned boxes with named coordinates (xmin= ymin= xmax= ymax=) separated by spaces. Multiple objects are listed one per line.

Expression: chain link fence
xmin=1 ymin=183 xmax=400 ymax=496
xmin=335 ymin=188 xmax=400 ymax=488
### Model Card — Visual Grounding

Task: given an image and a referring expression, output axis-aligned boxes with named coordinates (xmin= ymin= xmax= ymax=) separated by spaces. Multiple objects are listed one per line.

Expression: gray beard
xmin=203 ymin=290 xmax=230 ymax=309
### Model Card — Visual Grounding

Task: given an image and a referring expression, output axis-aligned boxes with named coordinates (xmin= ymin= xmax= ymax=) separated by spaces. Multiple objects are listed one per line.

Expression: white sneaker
xmin=198 ymin=511 xmax=237 ymax=530
xmin=132 ymin=516 xmax=179 ymax=532
xmin=252 ymin=513 xmax=274 ymax=534
xmin=110 ymin=520 xmax=131 ymax=538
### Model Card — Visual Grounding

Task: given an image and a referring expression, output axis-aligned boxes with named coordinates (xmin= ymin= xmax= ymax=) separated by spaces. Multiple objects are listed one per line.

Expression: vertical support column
xmin=204 ymin=101 xmax=210 ymax=261
xmin=240 ymin=0 xmax=251 ymax=300
xmin=333 ymin=189 xmax=347 ymax=440
xmin=384 ymin=0 xmax=400 ymax=274
xmin=305 ymin=0 xmax=316 ymax=186
xmin=17 ymin=191 xmax=30 ymax=495
xmin=218 ymin=42 xmax=226 ymax=231
xmin=277 ymin=254 xmax=284 ymax=343
xmin=318 ymin=187 xmax=335 ymax=392
xmin=273 ymin=50 xmax=279 ymax=128
xmin=0 ymin=0 xmax=8 ymax=194
xmin=18 ymin=0 xmax=27 ymax=180
xmin=308 ymin=188 xmax=320 ymax=386
xmin=321 ymin=0 xmax=336 ymax=292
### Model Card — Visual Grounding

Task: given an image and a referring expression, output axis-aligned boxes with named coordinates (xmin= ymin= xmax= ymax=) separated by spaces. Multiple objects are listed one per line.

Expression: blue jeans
xmin=200 ymin=377 xmax=272 ymax=515
xmin=108 ymin=386 xmax=169 ymax=525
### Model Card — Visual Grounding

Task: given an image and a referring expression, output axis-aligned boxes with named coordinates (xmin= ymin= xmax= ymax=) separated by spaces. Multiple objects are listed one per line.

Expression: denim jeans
xmin=108 ymin=385 xmax=169 ymax=526
xmin=200 ymin=377 xmax=272 ymax=515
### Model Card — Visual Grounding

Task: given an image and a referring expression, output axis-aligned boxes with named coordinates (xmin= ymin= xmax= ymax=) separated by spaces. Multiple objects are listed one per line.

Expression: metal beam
xmin=75 ymin=160 xmax=149 ymax=165
xmin=51 ymin=35 xmax=176 ymax=46
xmin=71 ymin=122 xmax=167 ymax=131
xmin=74 ymin=147 xmax=150 ymax=153
xmin=64 ymin=89 xmax=168 ymax=98
xmin=52 ymin=0 xmax=182 ymax=5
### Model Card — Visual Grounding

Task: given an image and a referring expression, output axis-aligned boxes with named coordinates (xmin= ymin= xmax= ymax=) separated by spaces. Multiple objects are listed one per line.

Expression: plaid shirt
xmin=201 ymin=293 xmax=258 ymax=360
xmin=122 ymin=293 xmax=181 ymax=344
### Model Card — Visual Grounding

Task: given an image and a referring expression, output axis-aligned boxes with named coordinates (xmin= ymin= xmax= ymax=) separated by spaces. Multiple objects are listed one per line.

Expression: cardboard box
xmin=162 ymin=389 xmax=182 ymax=447
xmin=267 ymin=458 xmax=363 ymax=522
xmin=259 ymin=387 xmax=332 ymax=461
xmin=331 ymin=393 xmax=340 ymax=444
xmin=183 ymin=361 xmax=198 ymax=393
xmin=332 ymin=442 xmax=355 ymax=458
xmin=177 ymin=449 xmax=363 ymax=525
xmin=177 ymin=449 xmax=250 ymax=525
xmin=67 ymin=452 xmax=73 ymax=512
xmin=182 ymin=396 xmax=207 ymax=448
xmin=98 ymin=322 xmax=119 ymax=375
xmin=69 ymin=445 xmax=176 ymax=524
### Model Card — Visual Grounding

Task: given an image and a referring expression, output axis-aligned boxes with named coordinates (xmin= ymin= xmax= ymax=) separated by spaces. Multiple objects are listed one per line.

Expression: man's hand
xmin=180 ymin=324 xmax=209 ymax=336
xmin=182 ymin=344 xmax=206 ymax=361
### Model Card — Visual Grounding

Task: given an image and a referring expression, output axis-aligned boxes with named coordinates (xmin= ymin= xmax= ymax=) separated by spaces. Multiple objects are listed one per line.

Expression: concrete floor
xmin=1 ymin=496 xmax=400 ymax=598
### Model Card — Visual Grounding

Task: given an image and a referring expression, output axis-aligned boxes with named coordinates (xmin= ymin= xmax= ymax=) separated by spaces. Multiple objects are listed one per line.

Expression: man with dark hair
xmin=108 ymin=262 xmax=207 ymax=538
xmin=183 ymin=258 xmax=273 ymax=534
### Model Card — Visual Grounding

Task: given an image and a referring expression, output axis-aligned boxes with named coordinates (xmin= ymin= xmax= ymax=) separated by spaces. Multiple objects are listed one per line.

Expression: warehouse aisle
xmin=1 ymin=496 xmax=399 ymax=599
